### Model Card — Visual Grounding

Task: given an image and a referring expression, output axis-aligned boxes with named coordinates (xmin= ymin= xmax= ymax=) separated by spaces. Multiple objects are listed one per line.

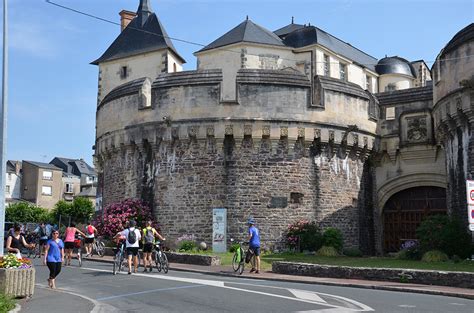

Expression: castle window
xmin=339 ymin=63 xmax=347 ymax=81
xmin=386 ymin=107 xmax=396 ymax=120
xmin=5 ymin=185 xmax=10 ymax=193
xmin=366 ymin=75 xmax=372 ymax=91
xmin=385 ymin=83 xmax=397 ymax=92
xmin=323 ymin=54 xmax=330 ymax=76
xmin=173 ymin=63 xmax=177 ymax=73
xmin=120 ymin=66 xmax=128 ymax=79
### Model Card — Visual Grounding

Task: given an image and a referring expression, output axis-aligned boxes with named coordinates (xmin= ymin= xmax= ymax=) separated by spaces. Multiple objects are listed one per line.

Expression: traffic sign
xmin=466 ymin=180 xmax=474 ymax=227
xmin=469 ymin=224 xmax=474 ymax=232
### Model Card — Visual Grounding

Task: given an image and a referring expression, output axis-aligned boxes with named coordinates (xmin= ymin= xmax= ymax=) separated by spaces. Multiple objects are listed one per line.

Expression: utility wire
xmin=45 ymin=0 xmax=472 ymax=67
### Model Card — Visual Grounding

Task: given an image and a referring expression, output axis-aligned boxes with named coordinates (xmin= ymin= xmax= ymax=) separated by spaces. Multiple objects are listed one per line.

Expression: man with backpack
xmin=35 ymin=222 xmax=52 ymax=256
xmin=247 ymin=218 xmax=261 ymax=274
xmin=84 ymin=222 xmax=97 ymax=257
xmin=118 ymin=220 xmax=141 ymax=274
xmin=142 ymin=220 xmax=165 ymax=272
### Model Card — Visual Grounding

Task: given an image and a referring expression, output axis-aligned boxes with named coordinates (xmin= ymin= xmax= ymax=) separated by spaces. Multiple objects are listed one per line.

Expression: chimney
xmin=119 ymin=10 xmax=137 ymax=32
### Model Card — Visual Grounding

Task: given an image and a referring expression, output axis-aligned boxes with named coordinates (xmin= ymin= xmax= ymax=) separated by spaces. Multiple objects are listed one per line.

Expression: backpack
xmin=245 ymin=248 xmax=255 ymax=264
xmin=144 ymin=228 xmax=155 ymax=244
xmin=127 ymin=228 xmax=137 ymax=244
xmin=87 ymin=225 xmax=94 ymax=235
xmin=39 ymin=226 xmax=46 ymax=237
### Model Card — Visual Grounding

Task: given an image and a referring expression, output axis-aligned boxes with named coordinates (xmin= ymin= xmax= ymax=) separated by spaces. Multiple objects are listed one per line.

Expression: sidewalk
xmin=84 ymin=255 xmax=474 ymax=300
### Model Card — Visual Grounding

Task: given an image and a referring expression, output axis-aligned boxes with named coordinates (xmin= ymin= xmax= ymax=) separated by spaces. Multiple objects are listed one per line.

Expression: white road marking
xmin=79 ymin=266 xmax=373 ymax=311
xmin=449 ymin=303 xmax=466 ymax=306
xmin=398 ymin=305 xmax=417 ymax=308
xmin=96 ymin=284 xmax=205 ymax=301
xmin=289 ymin=289 xmax=327 ymax=303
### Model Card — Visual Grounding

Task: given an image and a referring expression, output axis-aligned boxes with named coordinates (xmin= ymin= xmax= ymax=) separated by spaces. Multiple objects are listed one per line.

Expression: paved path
xmin=19 ymin=259 xmax=474 ymax=313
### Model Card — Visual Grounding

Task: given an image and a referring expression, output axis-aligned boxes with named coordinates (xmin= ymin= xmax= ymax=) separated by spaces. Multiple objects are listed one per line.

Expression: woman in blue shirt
xmin=43 ymin=230 xmax=64 ymax=289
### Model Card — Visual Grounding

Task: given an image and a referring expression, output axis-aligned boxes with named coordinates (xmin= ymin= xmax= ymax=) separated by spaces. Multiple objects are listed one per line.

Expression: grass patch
xmin=0 ymin=294 xmax=15 ymax=313
xmin=172 ymin=250 xmax=474 ymax=272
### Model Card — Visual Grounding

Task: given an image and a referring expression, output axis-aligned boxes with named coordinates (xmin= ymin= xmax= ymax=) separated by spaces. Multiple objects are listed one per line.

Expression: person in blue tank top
xmin=247 ymin=218 xmax=261 ymax=274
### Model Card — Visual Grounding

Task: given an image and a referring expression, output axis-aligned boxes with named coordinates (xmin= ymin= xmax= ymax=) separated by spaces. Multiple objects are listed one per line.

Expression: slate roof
xmin=92 ymin=5 xmax=185 ymax=65
xmin=375 ymin=56 xmax=416 ymax=77
xmin=6 ymin=160 xmax=21 ymax=173
xmin=274 ymin=23 xmax=305 ymax=38
xmin=197 ymin=19 xmax=285 ymax=53
xmin=23 ymin=161 xmax=62 ymax=171
xmin=77 ymin=187 xmax=97 ymax=198
xmin=280 ymin=25 xmax=378 ymax=71
xmin=439 ymin=23 xmax=474 ymax=58
xmin=50 ymin=157 xmax=96 ymax=177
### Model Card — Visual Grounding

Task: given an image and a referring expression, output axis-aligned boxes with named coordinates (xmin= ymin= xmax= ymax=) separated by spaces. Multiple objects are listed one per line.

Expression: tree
xmin=6 ymin=202 xmax=52 ymax=223
xmin=52 ymin=197 xmax=95 ymax=225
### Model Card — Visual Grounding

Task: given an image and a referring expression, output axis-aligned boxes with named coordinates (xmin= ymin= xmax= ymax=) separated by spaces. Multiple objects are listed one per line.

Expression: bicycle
xmin=153 ymin=242 xmax=169 ymax=274
xmin=113 ymin=241 xmax=126 ymax=275
xmin=91 ymin=237 xmax=105 ymax=257
xmin=231 ymin=239 xmax=255 ymax=275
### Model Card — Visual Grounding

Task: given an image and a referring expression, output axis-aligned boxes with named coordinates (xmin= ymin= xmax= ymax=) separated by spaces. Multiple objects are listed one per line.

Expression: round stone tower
xmin=433 ymin=23 xmax=474 ymax=223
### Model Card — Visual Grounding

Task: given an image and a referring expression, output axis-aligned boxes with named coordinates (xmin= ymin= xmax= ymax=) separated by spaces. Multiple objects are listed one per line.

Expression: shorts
xmin=85 ymin=238 xmax=94 ymax=244
xmin=126 ymin=247 xmax=139 ymax=256
xmin=64 ymin=242 xmax=75 ymax=250
xmin=39 ymin=239 xmax=48 ymax=246
xmin=249 ymin=246 xmax=260 ymax=256
xmin=143 ymin=243 xmax=153 ymax=253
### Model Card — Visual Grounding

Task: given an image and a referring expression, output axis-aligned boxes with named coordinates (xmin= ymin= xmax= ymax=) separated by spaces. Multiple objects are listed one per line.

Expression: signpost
xmin=465 ymin=180 xmax=474 ymax=232
xmin=212 ymin=208 xmax=227 ymax=253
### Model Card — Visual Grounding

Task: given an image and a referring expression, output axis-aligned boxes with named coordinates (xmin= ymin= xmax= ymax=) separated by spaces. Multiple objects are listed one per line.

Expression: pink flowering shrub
xmin=93 ymin=199 xmax=153 ymax=238
xmin=286 ymin=220 xmax=323 ymax=252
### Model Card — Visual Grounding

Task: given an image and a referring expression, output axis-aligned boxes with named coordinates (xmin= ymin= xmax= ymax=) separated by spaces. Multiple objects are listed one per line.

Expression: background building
xmin=21 ymin=161 xmax=63 ymax=209
xmin=6 ymin=161 xmax=22 ymax=205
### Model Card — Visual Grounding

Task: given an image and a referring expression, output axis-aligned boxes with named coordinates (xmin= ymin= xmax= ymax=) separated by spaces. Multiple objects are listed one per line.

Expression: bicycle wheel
xmin=154 ymin=250 xmax=162 ymax=272
xmin=238 ymin=251 xmax=245 ymax=275
xmin=113 ymin=252 xmax=120 ymax=275
xmin=96 ymin=241 xmax=106 ymax=257
xmin=232 ymin=252 xmax=240 ymax=272
xmin=160 ymin=252 xmax=169 ymax=274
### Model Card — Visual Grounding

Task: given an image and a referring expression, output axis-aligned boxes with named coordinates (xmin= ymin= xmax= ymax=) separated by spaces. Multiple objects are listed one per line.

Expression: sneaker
xmin=249 ymin=268 xmax=256 ymax=273
xmin=255 ymin=270 xmax=260 ymax=274
xmin=143 ymin=268 xmax=148 ymax=273
xmin=149 ymin=267 xmax=152 ymax=272
xmin=128 ymin=271 xmax=132 ymax=275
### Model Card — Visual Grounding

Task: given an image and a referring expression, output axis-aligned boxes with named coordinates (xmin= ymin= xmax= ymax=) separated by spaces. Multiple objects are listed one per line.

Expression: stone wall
xmin=272 ymin=261 xmax=474 ymax=288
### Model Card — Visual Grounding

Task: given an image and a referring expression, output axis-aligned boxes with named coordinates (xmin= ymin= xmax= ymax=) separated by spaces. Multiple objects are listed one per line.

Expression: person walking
xmin=142 ymin=221 xmax=165 ymax=272
xmin=63 ymin=223 xmax=86 ymax=266
xmin=247 ymin=218 xmax=261 ymax=274
xmin=84 ymin=222 xmax=97 ymax=257
xmin=34 ymin=222 xmax=52 ymax=256
xmin=43 ymin=230 xmax=64 ymax=289
xmin=118 ymin=220 xmax=141 ymax=275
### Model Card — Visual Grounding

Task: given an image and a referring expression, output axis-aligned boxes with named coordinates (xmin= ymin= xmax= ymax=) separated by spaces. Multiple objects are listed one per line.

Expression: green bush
xmin=421 ymin=250 xmax=449 ymax=262
xmin=52 ymin=197 xmax=95 ymax=224
xmin=416 ymin=215 xmax=471 ymax=258
xmin=178 ymin=240 xmax=197 ymax=252
xmin=286 ymin=220 xmax=323 ymax=252
xmin=316 ymin=246 xmax=339 ymax=257
xmin=322 ymin=228 xmax=343 ymax=252
xmin=6 ymin=202 xmax=52 ymax=223
xmin=0 ymin=293 xmax=15 ymax=313
xmin=343 ymin=247 xmax=363 ymax=257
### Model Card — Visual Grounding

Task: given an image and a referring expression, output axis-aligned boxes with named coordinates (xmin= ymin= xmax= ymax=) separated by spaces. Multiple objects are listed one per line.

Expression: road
xmin=24 ymin=259 xmax=473 ymax=313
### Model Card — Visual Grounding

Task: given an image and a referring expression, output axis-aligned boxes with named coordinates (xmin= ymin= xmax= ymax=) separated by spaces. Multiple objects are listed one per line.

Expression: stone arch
xmin=377 ymin=173 xmax=446 ymax=213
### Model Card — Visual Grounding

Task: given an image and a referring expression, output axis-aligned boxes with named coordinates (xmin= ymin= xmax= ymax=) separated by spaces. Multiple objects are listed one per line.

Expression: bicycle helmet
xmin=247 ymin=218 xmax=255 ymax=225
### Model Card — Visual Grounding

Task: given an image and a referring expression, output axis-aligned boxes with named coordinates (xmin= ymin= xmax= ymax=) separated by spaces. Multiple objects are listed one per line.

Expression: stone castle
xmin=93 ymin=0 xmax=474 ymax=254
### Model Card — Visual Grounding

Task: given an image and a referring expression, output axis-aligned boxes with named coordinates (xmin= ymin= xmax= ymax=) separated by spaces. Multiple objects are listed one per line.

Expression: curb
xmin=83 ymin=258 xmax=474 ymax=300
xmin=8 ymin=303 xmax=21 ymax=313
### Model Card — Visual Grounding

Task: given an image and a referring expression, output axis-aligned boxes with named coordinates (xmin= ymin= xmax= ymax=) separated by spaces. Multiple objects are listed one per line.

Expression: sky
xmin=1 ymin=0 xmax=473 ymax=166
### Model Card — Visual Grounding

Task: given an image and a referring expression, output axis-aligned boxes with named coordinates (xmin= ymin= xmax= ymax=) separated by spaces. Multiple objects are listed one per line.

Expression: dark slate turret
xmin=197 ymin=19 xmax=285 ymax=52
xmin=375 ymin=56 xmax=416 ymax=77
xmin=92 ymin=0 xmax=185 ymax=65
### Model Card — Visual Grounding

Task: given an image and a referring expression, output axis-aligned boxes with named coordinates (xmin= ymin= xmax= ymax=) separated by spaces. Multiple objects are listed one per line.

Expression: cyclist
xmin=116 ymin=220 xmax=141 ymax=275
xmin=142 ymin=220 xmax=165 ymax=272
xmin=64 ymin=223 xmax=86 ymax=266
xmin=247 ymin=218 xmax=261 ymax=274
xmin=34 ymin=222 xmax=52 ymax=256
xmin=84 ymin=222 xmax=97 ymax=257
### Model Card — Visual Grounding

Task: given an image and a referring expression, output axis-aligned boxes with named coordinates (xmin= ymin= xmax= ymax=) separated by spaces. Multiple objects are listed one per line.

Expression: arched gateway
xmin=383 ymin=186 xmax=447 ymax=252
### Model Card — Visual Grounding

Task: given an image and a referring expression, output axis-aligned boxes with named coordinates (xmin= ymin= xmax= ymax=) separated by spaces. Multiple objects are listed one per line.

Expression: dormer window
xmin=323 ymin=54 xmax=330 ymax=76
xmin=339 ymin=63 xmax=347 ymax=81
xmin=120 ymin=66 xmax=128 ymax=79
